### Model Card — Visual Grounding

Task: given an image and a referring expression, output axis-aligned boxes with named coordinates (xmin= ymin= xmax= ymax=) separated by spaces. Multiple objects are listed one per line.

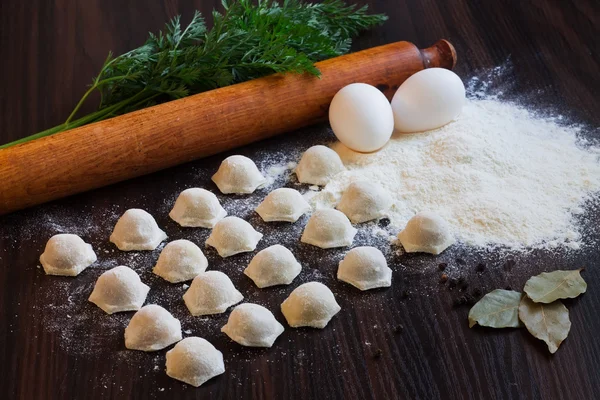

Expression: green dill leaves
xmin=0 ymin=0 xmax=386 ymax=148
xmin=95 ymin=0 xmax=387 ymax=109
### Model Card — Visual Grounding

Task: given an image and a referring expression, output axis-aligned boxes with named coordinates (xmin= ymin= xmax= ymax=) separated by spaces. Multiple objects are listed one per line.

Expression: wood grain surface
xmin=0 ymin=1 xmax=599 ymax=399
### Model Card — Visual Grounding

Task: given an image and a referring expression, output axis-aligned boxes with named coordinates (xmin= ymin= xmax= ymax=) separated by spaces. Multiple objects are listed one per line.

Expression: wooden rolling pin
xmin=0 ymin=40 xmax=456 ymax=215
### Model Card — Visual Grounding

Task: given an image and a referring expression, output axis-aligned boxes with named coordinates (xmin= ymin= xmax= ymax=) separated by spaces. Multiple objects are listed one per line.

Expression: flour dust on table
xmin=6 ymin=64 xmax=599 ymax=391
xmin=312 ymin=89 xmax=600 ymax=250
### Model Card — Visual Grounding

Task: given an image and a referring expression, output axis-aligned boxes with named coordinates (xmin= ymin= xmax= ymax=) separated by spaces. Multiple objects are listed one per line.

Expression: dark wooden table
xmin=1 ymin=1 xmax=599 ymax=399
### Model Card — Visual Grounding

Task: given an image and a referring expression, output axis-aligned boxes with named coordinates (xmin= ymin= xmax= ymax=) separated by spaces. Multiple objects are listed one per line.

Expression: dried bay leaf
xmin=524 ymin=269 xmax=587 ymax=303
xmin=518 ymin=296 xmax=571 ymax=354
xmin=468 ymin=289 xmax=523 ymax=328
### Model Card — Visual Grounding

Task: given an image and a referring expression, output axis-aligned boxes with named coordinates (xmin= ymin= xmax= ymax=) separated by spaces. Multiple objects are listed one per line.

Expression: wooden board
xmin=0 ymin=1 xmax=599 ymax=399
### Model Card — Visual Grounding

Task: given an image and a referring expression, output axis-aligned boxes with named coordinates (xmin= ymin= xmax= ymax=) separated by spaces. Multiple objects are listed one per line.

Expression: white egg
xmin=391 ymin=68 xmax=465 ymax=133
xmin=329 ymin=83 xmax=394 ymax=153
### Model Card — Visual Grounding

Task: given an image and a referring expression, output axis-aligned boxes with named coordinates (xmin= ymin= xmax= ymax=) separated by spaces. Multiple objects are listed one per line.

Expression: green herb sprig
xmin=1 ymin=0 xmax=386 ymax=148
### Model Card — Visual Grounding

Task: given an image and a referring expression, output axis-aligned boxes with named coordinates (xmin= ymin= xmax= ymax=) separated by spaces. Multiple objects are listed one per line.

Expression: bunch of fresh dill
xmin=2 ymin=0 xmax=386 ymax=148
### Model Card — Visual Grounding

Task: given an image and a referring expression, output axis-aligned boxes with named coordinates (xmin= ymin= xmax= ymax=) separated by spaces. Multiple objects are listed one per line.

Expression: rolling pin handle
xmin=420 ymin=39 xmax=457 ymax=70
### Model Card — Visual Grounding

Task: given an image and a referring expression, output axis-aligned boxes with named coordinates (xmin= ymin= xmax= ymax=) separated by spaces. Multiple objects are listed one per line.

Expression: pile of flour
xmin=309 ymin=98 xmax=600 ymax=250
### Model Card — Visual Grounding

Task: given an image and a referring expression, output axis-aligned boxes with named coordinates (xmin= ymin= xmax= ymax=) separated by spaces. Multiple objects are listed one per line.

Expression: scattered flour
xmin=311 ymin=98 xmax=600 ymax=249
xmin=4 ymin=65 xmax=599 ymax=389
xmin=263 ymin=161 xmax=297 ymax=186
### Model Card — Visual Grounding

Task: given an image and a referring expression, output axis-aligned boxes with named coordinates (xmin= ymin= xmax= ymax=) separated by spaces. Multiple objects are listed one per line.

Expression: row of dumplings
xmin=39 ymin=231 xmax=391 ymax=387
xmin=212 ymin=146 xmax=344 ymax=194
xmin=121 ymin=280 xmax=342 ymax=349
xmin=100 ymin=145 xmax=454 ymax=257
xmin=96 ymin=245 xmax=389 ymax=316
xmin=183 ymin=148 xmax=455 ymax=253
xmin=38 ymin=145 xmax=455 ymax=388
xmin=42 ymin=234 xmax=393 ymax=311
xmin=119 ymin=279 xmax=340 ymax=386
xmin=113 ymin=181 xmax=453 ymax=257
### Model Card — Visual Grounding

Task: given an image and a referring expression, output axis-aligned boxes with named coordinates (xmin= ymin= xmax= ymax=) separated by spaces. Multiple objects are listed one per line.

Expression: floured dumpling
xmin=212 ymin=155 xmax=266 ymax=194
xmin=205 ymin=216 xmax=263 ymax=257
xmin=300 ymin=209 xmax=357 ymax=249
xmin=124 ymin=304 xmax=182 ymax=352
xmin=39 ymin=233 xmax=97 ymax=276
xmin=336 ymin=181 xmax=393 ymax=223
xmin=110 ymin=209 xmax=167 ymax=251
xmin=337 ymin=247 xmax=392 ymax=290
xmin=221 ymin=303 xmax=284 ymax=347
xmin=397 ymin=211 xmax=455 ymax=255
xmin=244 ymin=245 xmax=301 ymax=288
xmin=169 ymin=188 xmax=227 ymax=228
xmin=153 ymin=239 xmax=208 ymax=283
xmin=255 ymin=188 xmax=311 ymax=223
xmin=88 ymin=266 xmax=150 ymax=314
xmin=166 ymin=337 xmax=225 ymax=387
xmin=183 ymin=271 xmax=243 ymax=316
xmin=281 ymin=282 xmax=341 ymax=328
xmin=295 ymin=145 xmax=345 ymax=186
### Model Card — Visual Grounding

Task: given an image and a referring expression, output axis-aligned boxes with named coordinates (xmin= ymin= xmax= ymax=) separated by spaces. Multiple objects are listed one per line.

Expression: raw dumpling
xmin=295 ymin=145 xmax=345 ymax=186
xmin=212 ymin=155 xmax=266 ymax=194
xmin=169 ymin=188 xmax=227 ymax=228
xmin=124 ymin=305 xmax=182 ymax=351
xmin=337 ymin=247 xmax=392 ymax=290
xmin=183 ymin=271 xmax=243 ymax=316
xmin=39 ymin=234 xmax=97 ymax=276
xmin=336 ymin=181 xmax=393 ymax=223
xmin=110 ymin=208 xmax=167 ymax=251
xmin=153 ymin=240 xmax=208 ymax=283
xmin=255 ymin=188 xmax=311 ymax=223
xmin=397 ymin=211 xmax=455 ymax=255
xmin=281 ymin=282 xmax=341 ymax=328
xmin=205 ymin=216 xmax=263 ymax=257
xmin=221 ymin=303 xmax=284 ymax=347
xmin=166 ymin=337 xmax=225 ymax=387
xmin=244 ymin=245 xmax=301 ymax=288
xmin=300 ymin=209 xmax=357 ymax=249
xmin=88 ymin=266 xmax=150 ymax=314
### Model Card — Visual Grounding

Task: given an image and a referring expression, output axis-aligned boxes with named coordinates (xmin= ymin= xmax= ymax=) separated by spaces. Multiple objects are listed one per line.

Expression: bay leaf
xmin=524 ymin=269 xmax=587 ymax=303
xmin=468 ymin=289 xmax=523 ymax=328
xmin=518 ymin=296 xmax=571 ymax=354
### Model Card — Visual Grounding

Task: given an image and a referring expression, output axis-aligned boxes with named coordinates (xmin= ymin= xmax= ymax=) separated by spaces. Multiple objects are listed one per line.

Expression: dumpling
xmin=153 ymin=240 xmax=208 ymax=283
xmin=255 ymin=188 xmax=311 ymax=223
xmin=212 ymin=155 xmax=266 ymax=194
xmin=110 ymin=208 xmax=167 ymax=251
xmin=281 ymin=282 xmax=341 ymax=328
xmin=337 ymin=247 xmax=392 ymax=290
xmin=221 ymin=303 xmax=284 ymax=347
xmin=300 ymin=209 xmax=357 ymax=249
xmin=166 ymin=337 xmax=225 ymax=387
xmin=169 ymin=188 xmax=227 ymax=228
xmin=88 ymin=266 xmax=150 ymax=314
xmin=39 ymin=233 xmax=97 ymax=276
xmin=124 ymin=305 xmax=182 ymax=351
xmin=295 ymin=145 xmax=345 ymax=186
xmin=336 ymin=181 xmax=393 ymax=223
xmin=183 ymin=271 xmax=243 ymax=316
xmin=397 ymin=211 xmax=455 ymax=255
xmin=244 ymin=245 xmax=301 ymax=288
xmin=205 ymin=216 xmax=263 ymax=257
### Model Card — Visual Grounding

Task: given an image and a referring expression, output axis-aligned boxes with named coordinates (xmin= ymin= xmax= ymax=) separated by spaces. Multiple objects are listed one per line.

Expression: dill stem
xmin=64 ymin=84 xmax=98 ymax=125
xmin=65 ymin=75 xmax=139 ymax=124
xmin=0 ymin=91 xmax=151 ymax=149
